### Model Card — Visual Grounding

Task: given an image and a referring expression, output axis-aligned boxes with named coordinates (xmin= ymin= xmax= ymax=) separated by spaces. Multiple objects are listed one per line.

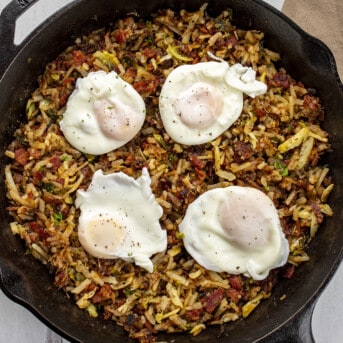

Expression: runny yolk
xmin=218 ymin=198 xmax=271 ymax=250
xmin=82 ymin=215 xmax=126 ymax=254
xmin=174 ymin=82 xmax=223 ymax=129
xmin=93 ymin=99 xmax=141 ymax=141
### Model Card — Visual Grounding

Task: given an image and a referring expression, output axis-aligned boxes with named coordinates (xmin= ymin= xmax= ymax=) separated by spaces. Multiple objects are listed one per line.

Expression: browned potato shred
xmin=4 ymin=5 xmax=333 ymax=342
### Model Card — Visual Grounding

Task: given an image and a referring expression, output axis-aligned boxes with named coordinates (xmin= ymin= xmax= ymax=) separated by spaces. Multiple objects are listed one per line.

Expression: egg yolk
xmin=174 ymin=82 xmax=223 ymax=129
xmin=94 ymin=99 xmax=142 ymax=141
xmin=218 ymin=198 xmax=271 ymax=250
xmin=81 ymin=214 xmax=126 ymax=255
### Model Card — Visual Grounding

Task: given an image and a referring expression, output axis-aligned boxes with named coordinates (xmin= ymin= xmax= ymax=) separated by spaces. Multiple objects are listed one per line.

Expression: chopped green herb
xmin=153 ymin=133 xmax=168 ymax=149
xmin=123 ymin=287 xmax=135 ymax=297
xmin=144 ymin=35 xmax=153 ymax=43
xmin=46 ymin=109 xmax=58 ymax=120
xmin=40 ymin=182 xmax=54 ymax=193
xmin=60 ymin=155 xmax=69 ymax=162
xmin=280 ymin=167 xmax=289 ymax=176
xmin=53 ymin=212 xmax=63 ymax=223
xmin=274 ymin=161 xmax=288 ymax=176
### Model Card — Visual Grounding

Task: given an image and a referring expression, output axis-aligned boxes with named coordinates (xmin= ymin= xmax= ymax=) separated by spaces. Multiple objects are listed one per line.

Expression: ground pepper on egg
xmin=4 ymin=4 xmax=333 ymax=343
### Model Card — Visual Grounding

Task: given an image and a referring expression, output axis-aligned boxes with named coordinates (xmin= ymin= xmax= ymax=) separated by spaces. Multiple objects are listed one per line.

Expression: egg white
xmin=179 ymin=186 xmax=289 ymax=280
xmin=159 ymin=61 xmax=267 ymax=145
xmin=75 ymin=168 xmax=167 ymax=273
xmin=60 ymin=70 xmax=146 ymax=155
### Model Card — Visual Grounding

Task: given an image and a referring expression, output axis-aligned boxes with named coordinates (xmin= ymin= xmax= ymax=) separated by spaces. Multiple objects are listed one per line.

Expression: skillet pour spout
xmin=0 ymin=0 xmax=342 ymax=342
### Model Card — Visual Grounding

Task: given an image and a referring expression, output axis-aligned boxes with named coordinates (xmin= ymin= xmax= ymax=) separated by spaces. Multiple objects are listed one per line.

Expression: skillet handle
xmin=0 ymin=0 xmax=39 ymax=77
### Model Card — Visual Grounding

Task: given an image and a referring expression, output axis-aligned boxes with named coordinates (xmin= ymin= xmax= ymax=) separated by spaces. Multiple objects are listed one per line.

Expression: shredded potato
xmin=4 ymin=5 xmax=333 ymax=343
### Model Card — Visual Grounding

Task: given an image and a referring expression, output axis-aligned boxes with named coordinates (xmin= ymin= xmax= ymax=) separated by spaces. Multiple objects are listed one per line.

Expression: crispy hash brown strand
xmin=4 ymin=5 xmax=333 ymax=343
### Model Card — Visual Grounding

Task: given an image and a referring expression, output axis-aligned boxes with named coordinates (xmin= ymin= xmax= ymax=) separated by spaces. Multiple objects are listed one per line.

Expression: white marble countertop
xmin=0 ymin=0 xmax=342 ymax=342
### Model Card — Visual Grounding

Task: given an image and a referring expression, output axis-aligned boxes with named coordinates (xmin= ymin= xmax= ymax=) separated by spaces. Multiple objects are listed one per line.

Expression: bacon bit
xmin=227 ymin=35 xmax=238 ymax=47
xmin=62 ymin=77 xmax=75 ymax=85
xmin=29 ymin=148 xmax=42 ymax=159
xmin=49 ymin=156 xmax=62 ymax=171
xmin=194 ymin=169 xmax=206 ymax=183
xmin=14 ymin=148 xmax=29 ymax=166
xmin=198 ymin=26 xmax=209 ymax=34
xmin=201 ymin=288 xmax=225 ymax=313
xmin=133 ymin=78 xmax=159 ymax=96
xmin=185 ymin=308 xmax=203 ymax=321
xmin=103 ymin=305 xmax=113 ymax=320
xmin=42 ymin=192 xmax=60 ymax=204
xmin=229 ymin=275 xmax=243 ymax=290
xmin=11 ymin=172 xmax=22 ymax=184
xmin=226 ymin=288 xmax=243 ymax=304
xmin=92 ymin=283 xmax=114 ymax=303
xmin=84 ymin=282 xmax=97 ymax=293
xmin=292 ymin=221 xmax=308 ymax=237
xmin=80 ymin=166 xmax=93 ymax=183
xmin=125 ymin=154 xmax=135 ymax=165
xmin=189 ymin=154 xmax=204 ymax=169
xmin=58 ymin=87 xmax=71 ymax=107
xmin=115 ymin=30 xmax=126 ymax=44
xmin=183 ymin=189 xmax=199 ymax=206
xmin=142 ymin=48 xmax=156 ymax=58
xmin=55 ymin=55 xmax=72 ymax=70
xmin=207 ymin=26 xmax=217 ymax=35
xmin=114 ymin=298 xmax=127 ymax=309
xmin=282 ymin=264 xmax=296 ymax=279
xmin=255 ymin=108 xmax=267 ymax=118
xmin=269 ymin=72 xmax=290 ymax=89
xmin=233 ymin=141 xmax=253 ymax=163
xmin=303 ymin=94 xmax=320 ymax=111
xmin=310 ymin=150 xmax=320 ymax=167
xmin=55 ymin=270 xmax=70 ymax=288
xmin=280 ymin=216 xmax=292 ymax=236
xmin=265 ymin=277 xmax=277 ymax=293
xmin=28 ymin=233 xmax=37 ymax=243
xmin=33 ymin=171 xmax=43 ymax=184
xmin=126 ymin=66 xmax=137 ymax=78
xmin=72 ymin=50 xmax=87 ymax=65
xmin=144 ymin=318 xmax=157 ymax=333
xmin=311 ymin=201 xmax=324 ymax=224
xmin=122 ymin=66 xmax=137 ymax=84
xmin=61 ymin=206 xmax=71 ymax=219
xmin=56 ymin=177 xmax=65 ymax=185
xmin=133 ymin=81 xmax=148 ymax=93
xmin=29 ymin=221 xmax=49 ymax=241
xmin=257 ymin=271 xmax=278 ymax=293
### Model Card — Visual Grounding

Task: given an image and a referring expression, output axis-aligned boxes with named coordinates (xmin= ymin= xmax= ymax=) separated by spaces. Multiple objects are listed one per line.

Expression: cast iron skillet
xmin=0 ymin=0 xmax=342 ymax=342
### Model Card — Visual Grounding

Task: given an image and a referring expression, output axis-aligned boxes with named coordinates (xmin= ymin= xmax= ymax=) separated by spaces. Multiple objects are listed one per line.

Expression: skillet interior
xmin=0 ymin=0 xmax=342 ymax=342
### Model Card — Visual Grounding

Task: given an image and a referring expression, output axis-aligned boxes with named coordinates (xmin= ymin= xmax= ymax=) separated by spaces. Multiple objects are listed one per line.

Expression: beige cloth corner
xmin=283 ymin=0 xmax=343 ymax=80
